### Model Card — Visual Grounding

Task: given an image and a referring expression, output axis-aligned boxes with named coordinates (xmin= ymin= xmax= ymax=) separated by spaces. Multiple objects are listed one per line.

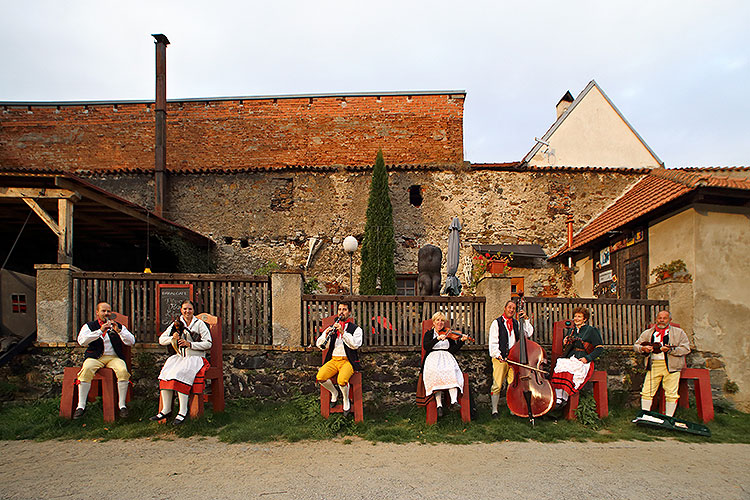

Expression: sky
xmin=1 ymin=0 xmax=748 ymax=167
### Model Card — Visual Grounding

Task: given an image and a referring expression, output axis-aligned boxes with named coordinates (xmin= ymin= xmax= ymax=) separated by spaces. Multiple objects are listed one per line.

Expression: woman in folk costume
xmin=150 ymin=300 xmax=212 ymax=425
xmin=549 ymin=307 xmax=603 ymax=409
xmin=418 ymin=311 xmax=469 ymax=417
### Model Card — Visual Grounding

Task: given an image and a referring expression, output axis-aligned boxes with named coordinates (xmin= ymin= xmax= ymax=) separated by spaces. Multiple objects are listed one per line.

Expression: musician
xmin=150 ymin=300 xmax=212 ymax=425
xmin=315 ymin=301 xmax=363 ymax=417
xmin=550 ymin=307 xmax=603 ymax=408
xmin=488 ymin=300 xmax=534 ymax=418
xmin=419 ymin=311 xmax=469 ymax=417
xmin=634 ymin=310 xmax=690 ymax=417
xmin=74 ymin=301 xmax=135 ymax=419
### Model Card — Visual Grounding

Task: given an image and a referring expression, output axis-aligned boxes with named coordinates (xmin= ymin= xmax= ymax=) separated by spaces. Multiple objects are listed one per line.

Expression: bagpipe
xmin=169 ymin=317 xmax=193 ymax=356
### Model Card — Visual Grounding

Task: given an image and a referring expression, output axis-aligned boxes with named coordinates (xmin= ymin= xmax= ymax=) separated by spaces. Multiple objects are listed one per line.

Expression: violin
xmin=437 ymin=328 xmax=475 ymax=343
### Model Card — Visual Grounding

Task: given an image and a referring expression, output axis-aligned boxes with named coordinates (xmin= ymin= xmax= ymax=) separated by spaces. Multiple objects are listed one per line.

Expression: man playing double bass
xmin=634 ymin=310 xmax=690 ymax=417
xmin=488 ymin=300 xmax=534 ymax=418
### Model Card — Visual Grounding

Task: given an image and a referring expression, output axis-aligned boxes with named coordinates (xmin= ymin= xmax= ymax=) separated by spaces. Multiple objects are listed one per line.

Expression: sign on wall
xmin=156 ymin=284 xmax=194 ymax=334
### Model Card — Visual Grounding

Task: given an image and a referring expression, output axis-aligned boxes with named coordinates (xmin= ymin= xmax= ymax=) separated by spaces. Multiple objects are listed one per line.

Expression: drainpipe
xmin=566 ymin=214 xmax=574 ymax=268
xmin=152 ymin=34 xmax=169 ymax=217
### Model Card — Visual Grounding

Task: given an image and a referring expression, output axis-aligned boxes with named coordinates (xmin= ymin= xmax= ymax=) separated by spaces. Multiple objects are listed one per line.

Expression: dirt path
xmin=1 ymin=438 xmax=748 ymax=500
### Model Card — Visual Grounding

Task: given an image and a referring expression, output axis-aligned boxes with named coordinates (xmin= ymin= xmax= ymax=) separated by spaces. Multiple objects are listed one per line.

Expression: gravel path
xmin=1 ymin=438 xmax=748 ymax=500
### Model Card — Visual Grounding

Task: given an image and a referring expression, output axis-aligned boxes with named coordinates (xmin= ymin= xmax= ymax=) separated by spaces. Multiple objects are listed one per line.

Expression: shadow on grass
xmin=1 ymin=394 xmax=748 ymax=445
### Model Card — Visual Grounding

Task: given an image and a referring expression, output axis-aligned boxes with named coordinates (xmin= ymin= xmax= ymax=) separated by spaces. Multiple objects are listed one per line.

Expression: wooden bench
xmin=318 ymin=315 xmax=364 ymax=423
xmin=418 ymin=319 xmax=471 ymax=425
xmin=551 ymin=320 xmax=608 ymax=419
xmin=59 ymin=311 xmax=132 ymax=423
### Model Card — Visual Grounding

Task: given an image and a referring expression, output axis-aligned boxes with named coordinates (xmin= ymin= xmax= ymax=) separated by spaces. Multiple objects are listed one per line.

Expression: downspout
xmin=152 ymin=34 xmax=169 ymax=217
xmin=566 ymin=214 xmax=573 ymax=268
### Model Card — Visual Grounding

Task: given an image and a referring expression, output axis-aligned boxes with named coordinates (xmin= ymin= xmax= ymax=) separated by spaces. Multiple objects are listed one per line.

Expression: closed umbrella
xmin=443 ymin=216 xmax=462 ymax=296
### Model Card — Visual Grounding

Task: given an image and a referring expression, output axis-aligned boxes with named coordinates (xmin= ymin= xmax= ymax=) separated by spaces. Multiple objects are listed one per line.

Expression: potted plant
xmin=651 ymin=259 xmax=691 ymax=282
xmin=472 ymin=251 xmax=513 ymax=277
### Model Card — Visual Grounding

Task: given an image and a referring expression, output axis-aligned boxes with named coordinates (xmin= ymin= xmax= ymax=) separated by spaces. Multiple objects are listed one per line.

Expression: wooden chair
xmin=157 ymin=313 xmax=225 ymax=420
xmin=418 ymin=319 xmax=471 ymax=425
xmin=551 ymin=320 xmax=608 ymax=419
xmin=318 ymin=315 xmax=364 ymax=423
xmin=652 ymin=368 xmax=714 ymax=422
xmin=59 ymin=312 xmax=132 ymax=423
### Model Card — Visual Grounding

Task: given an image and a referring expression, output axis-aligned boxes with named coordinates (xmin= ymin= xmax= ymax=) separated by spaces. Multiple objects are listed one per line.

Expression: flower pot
xmin=487 ymin=261 xmax=507 ymax=274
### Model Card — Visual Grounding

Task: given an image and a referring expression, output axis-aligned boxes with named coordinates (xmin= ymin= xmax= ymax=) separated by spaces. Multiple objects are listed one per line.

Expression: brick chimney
xmin=556 ymin=91 xmax=574 ymax=119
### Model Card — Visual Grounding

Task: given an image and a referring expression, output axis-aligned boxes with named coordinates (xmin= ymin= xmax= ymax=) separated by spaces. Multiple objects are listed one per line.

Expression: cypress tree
xmin=359 ymin=149 xmax=396 ymax=295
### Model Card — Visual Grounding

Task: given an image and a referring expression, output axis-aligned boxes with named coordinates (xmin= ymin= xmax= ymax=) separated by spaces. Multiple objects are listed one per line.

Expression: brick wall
xmin=0 ymin=93 xmax=465 ymax=171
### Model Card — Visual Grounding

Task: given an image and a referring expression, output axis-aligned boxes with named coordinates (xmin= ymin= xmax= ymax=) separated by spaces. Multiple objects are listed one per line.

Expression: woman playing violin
xmin=420 ymin=311 xmax=470 ymax=417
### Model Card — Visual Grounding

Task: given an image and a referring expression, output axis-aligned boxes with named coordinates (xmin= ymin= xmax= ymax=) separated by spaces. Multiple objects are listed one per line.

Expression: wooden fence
xmin=524 ymin=297 xmax=669 ymax=346
xmin=72 ymin=273 xmax=271 ymax=344
xmin=301 ymin=295 xmax=486 ymax=347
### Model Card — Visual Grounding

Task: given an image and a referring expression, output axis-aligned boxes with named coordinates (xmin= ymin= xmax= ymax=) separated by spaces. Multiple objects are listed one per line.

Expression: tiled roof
xmin=552 ymin=168 xmax=750 ymax=258
xmin=469 ymin=163 xmax=651 ymax=173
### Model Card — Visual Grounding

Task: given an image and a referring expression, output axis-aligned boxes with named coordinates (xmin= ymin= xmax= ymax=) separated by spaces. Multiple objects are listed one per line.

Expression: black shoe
xmin=343 ymin=408 xmax=351 ymax=418
xmin=172 ymin=414 xmax=187 ymax=426
xmin=118 ymin=407 xmax=129 ymax=418
xmin=330 ymin=399 xmax=339 ymax=408
xmin=437 ymin=406 xmax=444 ymax=418
xmin=73 ymin=407 xmax=86 ymax=419
xmin=491 ymin=412 xmax=499 ymax=419
xmin=452 ymin=402 xmax=462 ymax=412
xmin=149 ymin=411 xmax=171 ymax=422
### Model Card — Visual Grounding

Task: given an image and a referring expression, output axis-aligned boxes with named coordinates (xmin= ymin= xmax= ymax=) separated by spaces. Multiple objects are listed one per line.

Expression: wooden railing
xmin=301 ymin=294 xmax=486 ymax=347
xmin=524 ymin=297 xmax=669 ymax=346
xmin=72 ymin=273 xmax=271 ymax=344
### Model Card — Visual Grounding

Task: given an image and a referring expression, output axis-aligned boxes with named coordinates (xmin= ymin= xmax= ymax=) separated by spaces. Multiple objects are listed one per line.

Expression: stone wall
xmin=86 ymin=167 xmax=644 ymax=294
xmin=1 ymin=344 xmax=732 ymax=412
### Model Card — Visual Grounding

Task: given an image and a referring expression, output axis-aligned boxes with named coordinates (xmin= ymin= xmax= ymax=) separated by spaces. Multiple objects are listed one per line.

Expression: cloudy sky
xmin=1 ymin=0 xmax=748 ymax=167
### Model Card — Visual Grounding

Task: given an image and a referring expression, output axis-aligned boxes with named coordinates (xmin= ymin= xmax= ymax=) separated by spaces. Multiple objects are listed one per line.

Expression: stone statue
xmin=417 ymin=244 xmax=442 ymax=296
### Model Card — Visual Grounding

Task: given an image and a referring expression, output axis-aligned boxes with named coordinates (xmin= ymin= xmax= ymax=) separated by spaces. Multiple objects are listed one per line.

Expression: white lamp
xmin=343 ymin=236 xmax=358 ymax=294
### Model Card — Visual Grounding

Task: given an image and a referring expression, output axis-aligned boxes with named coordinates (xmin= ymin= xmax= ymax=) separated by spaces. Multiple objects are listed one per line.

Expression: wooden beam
xmin=58 ymin=198 xmax=73 ymax=264
xmin=0 ymin=187 xmax=80 ymax=200
xmin=22 ymin=198 xmax=61 ymax=236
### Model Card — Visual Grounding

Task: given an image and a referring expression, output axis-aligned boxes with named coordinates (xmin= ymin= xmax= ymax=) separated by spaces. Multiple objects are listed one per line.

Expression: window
xmin=11 ymin=294 xmax=27 ymax=314
xmin=408 ymin=185 xmax=423 ymax=207
xmin=396 ymin=274 xmax=417 ymax=296
xmin=510 ymin=278 xmax=524 ymax=298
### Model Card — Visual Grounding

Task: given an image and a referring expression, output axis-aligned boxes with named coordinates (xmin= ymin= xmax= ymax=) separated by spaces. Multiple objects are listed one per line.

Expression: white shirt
xmin=316 ymin=322 xmax=363 ymax=355
xmin=78 ymin=321 xmax=135 ymax=356
xmin=488 ymin=317 xmax=533 ymax=359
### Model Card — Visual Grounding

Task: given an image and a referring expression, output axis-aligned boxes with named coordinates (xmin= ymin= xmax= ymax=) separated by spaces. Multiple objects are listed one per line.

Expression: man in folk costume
xmin=315 ymin=301 xmax=362 ymax=417
xmin=150 ymin=300 xmax=212 ymax=425
xmin=488 ymin=300 xmax=533 ymax=418
xmin=550 ymin=307 xmax=603 ymax=408
xmin=74 ymin=302 xmax=135 ymax=419
xmin=634 ymin=310 xmax=690 ymax=417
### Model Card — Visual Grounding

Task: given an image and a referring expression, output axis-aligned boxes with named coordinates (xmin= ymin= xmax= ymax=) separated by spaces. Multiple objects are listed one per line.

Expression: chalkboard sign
xmin=625 ymin=261 xmax=641 ymax=299
xmin=156 ymin=284 xmax=194 ymax=334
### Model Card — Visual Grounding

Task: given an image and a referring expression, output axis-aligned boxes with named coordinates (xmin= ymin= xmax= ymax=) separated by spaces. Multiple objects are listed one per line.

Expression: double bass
xmin=505 ymin=294 xmax=555 ymax=425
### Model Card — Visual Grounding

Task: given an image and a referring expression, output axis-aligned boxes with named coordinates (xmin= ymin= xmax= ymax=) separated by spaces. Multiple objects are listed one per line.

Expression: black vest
xmin=83 ymin=320 xmax=126 ymax=360
xmin=323 ymin=321 xmax=362 ymax=372
xmin=495 ymin=316 xmax=521 ymax=358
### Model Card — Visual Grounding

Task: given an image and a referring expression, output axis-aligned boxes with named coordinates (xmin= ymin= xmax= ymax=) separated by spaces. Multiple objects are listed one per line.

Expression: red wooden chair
xmin=60 ymin=311 xmax=132 ymax=422
xmin=551 ymin=320 xmax=608 ymax=419
xmin=157 ymin=313 xmax=225 ymax=420
xmin=318 ymin=315 xmax=364 ymax=423
xmin=418 ymin=319 xmax=471 ymax=425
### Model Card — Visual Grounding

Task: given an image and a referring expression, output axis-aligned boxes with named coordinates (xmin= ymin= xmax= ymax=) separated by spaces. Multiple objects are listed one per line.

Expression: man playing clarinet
xmin=634 ymin=310 xmax=690 ymax=416
xmin=315 ymin=301 xmax=363 ymax=417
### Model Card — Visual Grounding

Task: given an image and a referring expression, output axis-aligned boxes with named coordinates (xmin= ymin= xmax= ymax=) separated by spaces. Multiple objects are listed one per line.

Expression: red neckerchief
xmin=336 ymin=317 xmax=353 ymax=337
xmin=502 ymin=315 xmax=514 ymax=336
xmin=653 ymin=326 xmax=668 ymax=343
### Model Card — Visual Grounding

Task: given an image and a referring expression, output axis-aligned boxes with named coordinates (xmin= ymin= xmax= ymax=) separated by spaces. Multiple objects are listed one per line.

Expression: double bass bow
xmin=505 ymin=294 xmax=555 ymax=425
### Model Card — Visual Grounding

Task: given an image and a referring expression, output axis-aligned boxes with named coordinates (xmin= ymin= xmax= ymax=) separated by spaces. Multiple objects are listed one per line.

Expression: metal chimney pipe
xmin=152 ymin=34 xmax=170 ymax=217
xmin=566 ymin=214 xmax=574 ymax=268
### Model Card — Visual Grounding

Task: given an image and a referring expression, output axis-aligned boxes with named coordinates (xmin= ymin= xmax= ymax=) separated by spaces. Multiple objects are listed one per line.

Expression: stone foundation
xmin=0 ymin=344 xmax=732 ymax=411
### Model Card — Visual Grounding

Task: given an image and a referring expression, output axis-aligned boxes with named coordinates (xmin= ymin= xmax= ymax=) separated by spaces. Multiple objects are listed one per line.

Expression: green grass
xmin=1 ymin=394 xmax=749 ymax=444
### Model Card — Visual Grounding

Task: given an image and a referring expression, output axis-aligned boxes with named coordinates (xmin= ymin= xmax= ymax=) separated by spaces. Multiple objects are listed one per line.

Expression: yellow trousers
xmin=316 ymin=356 xmax=354 ymax=386
xmin=77 ymin=355 xmax=130 ymax=383
xmin=641 ymin=359 xmax=681 ymax=403
xmin=490 ymin=358 xmax=515 ymax=394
